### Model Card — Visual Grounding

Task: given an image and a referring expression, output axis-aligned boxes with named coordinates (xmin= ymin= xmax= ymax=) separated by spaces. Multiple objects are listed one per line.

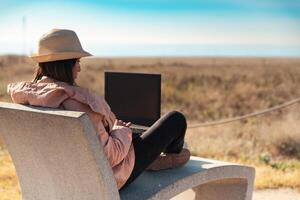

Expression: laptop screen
xmin=104 ymin=71 xmax=161 ymax=126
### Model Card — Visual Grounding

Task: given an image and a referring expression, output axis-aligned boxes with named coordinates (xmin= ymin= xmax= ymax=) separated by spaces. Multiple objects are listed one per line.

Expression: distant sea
xmin=89 ymin=44 xmax=300 ymax=57
xmin=1 ymin=43 xmax=300 ymax=57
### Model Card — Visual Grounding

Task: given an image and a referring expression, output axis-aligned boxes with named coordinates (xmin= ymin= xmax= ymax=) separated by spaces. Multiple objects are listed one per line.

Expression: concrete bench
xmin=0 ymin=102 xmax=255 ymax=200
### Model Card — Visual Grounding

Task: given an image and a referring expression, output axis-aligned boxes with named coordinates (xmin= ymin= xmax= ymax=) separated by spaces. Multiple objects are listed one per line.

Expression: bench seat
xmin=120 ymin=156 xmax=254 ymax=200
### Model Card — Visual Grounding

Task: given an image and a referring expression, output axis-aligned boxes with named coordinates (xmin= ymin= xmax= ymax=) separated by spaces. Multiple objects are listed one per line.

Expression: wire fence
xmin=187 ymin=97 xmax=300 ymax=129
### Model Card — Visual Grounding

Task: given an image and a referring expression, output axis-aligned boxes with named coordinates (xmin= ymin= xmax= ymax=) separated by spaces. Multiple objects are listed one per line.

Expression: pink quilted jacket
xmin=7 ymin=76 xmax=135 ymax=189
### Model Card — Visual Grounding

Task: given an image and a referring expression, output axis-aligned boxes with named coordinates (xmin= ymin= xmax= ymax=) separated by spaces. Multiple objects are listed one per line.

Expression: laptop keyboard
xmin=130 ymin=128 xmax=146 ymax=135
xmin=130 ymin=128 xmax=146 ymax=139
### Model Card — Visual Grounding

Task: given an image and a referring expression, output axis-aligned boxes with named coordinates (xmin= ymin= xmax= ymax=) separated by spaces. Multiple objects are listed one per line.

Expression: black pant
xmin=121 ymin=111 xmax=187 ymax=189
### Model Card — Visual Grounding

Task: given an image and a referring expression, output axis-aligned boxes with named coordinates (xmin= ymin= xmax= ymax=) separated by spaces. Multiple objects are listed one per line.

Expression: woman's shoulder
xmin=7 ymin=79 xmax=69 ymax=107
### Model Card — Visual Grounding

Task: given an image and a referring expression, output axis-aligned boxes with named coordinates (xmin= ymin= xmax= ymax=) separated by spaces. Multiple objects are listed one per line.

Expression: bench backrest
xmin=0 ymin=102 xmax=120 ymax=200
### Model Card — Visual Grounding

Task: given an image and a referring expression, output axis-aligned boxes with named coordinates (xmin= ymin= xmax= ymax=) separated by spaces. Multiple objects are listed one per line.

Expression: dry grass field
xmin=0 ymin=55 xmax=300 ymax=199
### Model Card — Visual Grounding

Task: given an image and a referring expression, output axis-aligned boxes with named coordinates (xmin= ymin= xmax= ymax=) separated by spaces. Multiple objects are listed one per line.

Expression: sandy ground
xmin=253 ymin=188 xmax=300 ymax=200
xmin=171 ymin=188 xmax=300 ymax=200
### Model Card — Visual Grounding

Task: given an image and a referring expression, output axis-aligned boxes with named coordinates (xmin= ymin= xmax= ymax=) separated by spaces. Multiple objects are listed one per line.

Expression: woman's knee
xmin=166 ymin=111 xmax=187 ymax=130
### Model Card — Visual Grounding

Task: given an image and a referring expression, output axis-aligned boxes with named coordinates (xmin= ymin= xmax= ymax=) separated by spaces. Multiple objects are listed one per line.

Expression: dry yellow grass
xmin=0 ymin=55 xmax=300 ymax=198
xmin=0 ymin=149 xmax=21 ymax=200
xmin=186 ymin=108 xmax=300 ymax=191
xmin=255 ymin=163 xmax=300 ymax=190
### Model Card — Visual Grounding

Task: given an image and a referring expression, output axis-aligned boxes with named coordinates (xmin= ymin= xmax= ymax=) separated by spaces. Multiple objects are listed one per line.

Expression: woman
xmin=7 ymin=29 xmax=190 ymax=190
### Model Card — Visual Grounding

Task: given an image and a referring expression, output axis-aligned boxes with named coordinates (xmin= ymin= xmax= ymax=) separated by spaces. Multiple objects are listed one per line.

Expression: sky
xmin=0 ymin=0 xmax=300 ymax=57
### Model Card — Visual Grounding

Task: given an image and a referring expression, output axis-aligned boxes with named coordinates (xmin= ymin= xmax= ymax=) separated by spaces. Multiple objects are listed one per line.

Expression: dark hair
xmin=33 ymin=59 xmax=77 ymax=85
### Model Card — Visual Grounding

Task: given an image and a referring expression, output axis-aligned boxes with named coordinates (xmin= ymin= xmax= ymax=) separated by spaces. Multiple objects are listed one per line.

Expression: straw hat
xmin=30 ymin=29 xmax=92 ymax=63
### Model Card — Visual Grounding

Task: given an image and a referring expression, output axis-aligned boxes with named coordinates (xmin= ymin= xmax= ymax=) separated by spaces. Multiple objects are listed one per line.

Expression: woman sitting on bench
xmin=7 ymin=29 xmax=190 ymax=190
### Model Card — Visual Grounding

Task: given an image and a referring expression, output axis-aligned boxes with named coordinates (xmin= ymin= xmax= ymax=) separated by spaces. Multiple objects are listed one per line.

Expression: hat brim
xmin=30 ymin=51 xmax=92 ymax=63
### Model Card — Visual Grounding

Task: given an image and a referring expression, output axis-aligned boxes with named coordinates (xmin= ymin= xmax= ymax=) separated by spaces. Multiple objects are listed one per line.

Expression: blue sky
xmin=0 ymin=0 xmax=300 ymax=56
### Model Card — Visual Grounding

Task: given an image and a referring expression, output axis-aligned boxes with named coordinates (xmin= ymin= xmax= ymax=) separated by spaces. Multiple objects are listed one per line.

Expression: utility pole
xmin=22 ymin=16 xmax=27 ymax=56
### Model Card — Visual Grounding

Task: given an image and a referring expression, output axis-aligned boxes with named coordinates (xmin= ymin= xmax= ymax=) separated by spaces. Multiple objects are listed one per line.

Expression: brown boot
xmin=146 ymin=148 xmax=191 ymax=171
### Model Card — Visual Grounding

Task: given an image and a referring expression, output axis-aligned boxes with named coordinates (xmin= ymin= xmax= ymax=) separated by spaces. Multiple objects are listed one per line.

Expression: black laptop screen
xmin=104 ymin=72 xmax=161 ymax=126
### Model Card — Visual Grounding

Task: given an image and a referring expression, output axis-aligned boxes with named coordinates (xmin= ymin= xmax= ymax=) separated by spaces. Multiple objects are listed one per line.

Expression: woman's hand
xmin=114 ymin=120 xmax=131 ymax=128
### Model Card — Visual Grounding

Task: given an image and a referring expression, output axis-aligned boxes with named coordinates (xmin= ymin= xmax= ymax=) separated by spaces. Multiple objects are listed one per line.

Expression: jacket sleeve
xmin=62 ymin=99 xmax=132 ymax=167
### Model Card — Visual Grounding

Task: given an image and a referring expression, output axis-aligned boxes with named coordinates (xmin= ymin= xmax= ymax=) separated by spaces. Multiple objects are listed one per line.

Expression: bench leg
xmin=192 ymin=178 xmax=250 ymax=200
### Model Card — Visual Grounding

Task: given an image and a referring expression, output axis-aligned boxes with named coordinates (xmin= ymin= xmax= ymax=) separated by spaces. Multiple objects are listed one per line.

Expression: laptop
xmin=104 ymin=71 xmax=161 ymax=136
